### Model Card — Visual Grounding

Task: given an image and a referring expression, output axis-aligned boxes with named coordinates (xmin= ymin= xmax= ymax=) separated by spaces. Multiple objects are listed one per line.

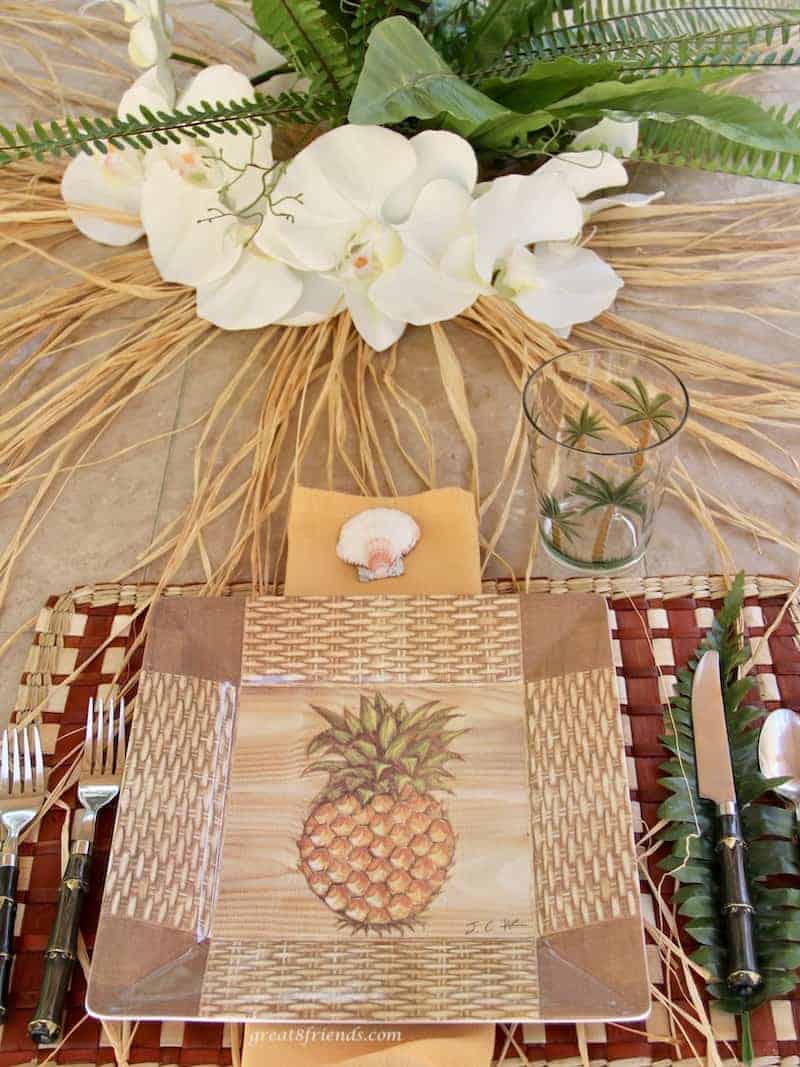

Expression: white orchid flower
xmin=582 ymin=190 xmax=665 ymax=220
xmin=564 ymin=123 xmax=665 ymax=214
xmin=255 ymin=125 xmax=482 ymax=351
xmin=539 ymin=145 xmax=664 ymax=219
xmin=117 ymin=0 xmax=174 ymax=99
xmin=490 ymin=147 xmax=662 ymax=335
xmin=430 ymin=166 xmax=587 ymax=333
xmin=494 ymin=242 xmax=623 ymax=336
xmin=482 ymin=148 xmax=644 ymax=335
xmin=571 ymin=117 xmax=639 ymax=157
xmin=442 ymin=149 xmax=646 ymax=338
xmin=60 ymin=67 xmax=174 ymax=246
xmin=81 ymin=0 xmax=175 ymax=97
xmin=395 ymin=161 xmax=607 ymax=337
xmin=468 ymin=169 xmax=585 ymax=287
xmin=537 ymin=148 xmax=629 ymax=199
xmin=140 ymin=65 xmax=340 ymax=329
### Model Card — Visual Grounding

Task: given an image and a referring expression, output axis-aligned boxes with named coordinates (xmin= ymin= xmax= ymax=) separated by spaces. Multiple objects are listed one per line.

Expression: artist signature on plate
xmin=463 ymin=918 xmax=532 ymax=936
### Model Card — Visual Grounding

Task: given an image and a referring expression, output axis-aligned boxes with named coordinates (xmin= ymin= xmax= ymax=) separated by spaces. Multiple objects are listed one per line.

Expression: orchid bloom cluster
xmin=61 ymin=64 xmax=660 ymax=351
xmin=99 ymin=0 xmax=174 ymax=98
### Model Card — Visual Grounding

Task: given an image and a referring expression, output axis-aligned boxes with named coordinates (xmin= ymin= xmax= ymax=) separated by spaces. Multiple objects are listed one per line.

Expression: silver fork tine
xmin=104 ymin=697 xmax=115 ymax=776
xmin=0 ymin=722 xmax=46 ymax=1025
xmin=11 ymin=731 xmax=20 ymax=797
xmin=0 ymin=731 xmax=8 ymax=796
xmin=116 ymin=698 xmax=126 ymax=774
xmin=22 ymin=728 xmax=32 ymax=794
xmin=95 ymin=696 xmax=104 ymax=777
xmin=32 ymin=725 xmax=44 ymax=794
xmin=82 ymin=699 xmax=94 ymax=774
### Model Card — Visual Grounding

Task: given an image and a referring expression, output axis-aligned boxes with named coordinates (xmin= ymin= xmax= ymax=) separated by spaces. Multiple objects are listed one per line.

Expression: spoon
xmin=758 ymin=707 xmax=800 ymax=820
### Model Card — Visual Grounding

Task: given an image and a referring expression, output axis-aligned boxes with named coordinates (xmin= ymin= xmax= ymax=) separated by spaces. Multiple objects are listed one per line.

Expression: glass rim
xmin=522 ymin=347 xmax=690 ymax=457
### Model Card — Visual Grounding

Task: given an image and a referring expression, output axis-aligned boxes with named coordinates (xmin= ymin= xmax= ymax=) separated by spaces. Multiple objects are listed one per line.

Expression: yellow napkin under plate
xmin=243 ymin=485 xmax=492 ymax=1067
xmin=284 ymin=486 xmax=481 ymax=596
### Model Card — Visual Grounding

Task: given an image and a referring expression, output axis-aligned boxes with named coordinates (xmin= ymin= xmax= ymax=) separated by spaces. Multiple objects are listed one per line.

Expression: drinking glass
xmin=523 ymin=348 xmax=689 ymax=572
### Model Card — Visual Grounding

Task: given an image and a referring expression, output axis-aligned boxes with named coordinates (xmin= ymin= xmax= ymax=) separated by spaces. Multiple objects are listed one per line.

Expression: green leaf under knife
xmin=657 ymin=571 xmax=800 ymax=1039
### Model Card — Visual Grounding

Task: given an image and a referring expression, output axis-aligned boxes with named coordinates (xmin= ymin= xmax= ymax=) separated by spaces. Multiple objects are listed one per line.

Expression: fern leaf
xmin=657 ymin=572 xmax=800 ymax=1018
xmin=0 ymin=92 xmax=332 ymax=169
xmin=460 ymin=0 xmax=553 ymax=70
xmin=548 ymin=76 xmax=800 ymax=156
xmin=632 ymin=102 xmax=800 ymax=182
xmin=475 ymin=5 xmax=800 ymax=77
xmin=252 ymin=0 xmax=357 ymax=98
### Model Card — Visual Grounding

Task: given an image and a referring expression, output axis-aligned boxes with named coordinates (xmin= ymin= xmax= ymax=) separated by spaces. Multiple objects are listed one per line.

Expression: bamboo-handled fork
xmin=0 ymin=723 xmax=46 ymax=1020
xmin=29 ymin=697 xmax=126 ymax=1046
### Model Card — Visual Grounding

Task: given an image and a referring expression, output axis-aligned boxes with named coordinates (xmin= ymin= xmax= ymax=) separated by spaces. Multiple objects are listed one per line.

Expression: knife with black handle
xmin=691 ymin=649 xmax=761 ymax=995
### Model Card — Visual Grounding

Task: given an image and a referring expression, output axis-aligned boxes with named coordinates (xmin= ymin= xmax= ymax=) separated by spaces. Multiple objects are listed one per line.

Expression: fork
xmin=29 ymin=697 xmax=126 ymax=1045
xmin=0 ymin=723 xmax=46 ymax=1020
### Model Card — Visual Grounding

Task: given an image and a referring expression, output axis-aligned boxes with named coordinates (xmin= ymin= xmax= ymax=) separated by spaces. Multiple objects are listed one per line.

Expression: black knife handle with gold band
xmin=717 ymin=802 xmax=761 ymax=995
xmin=0 ymin=860 xmax=19 ymax=1020
xmin=28 ymin=847 xmax=92 ymax=1046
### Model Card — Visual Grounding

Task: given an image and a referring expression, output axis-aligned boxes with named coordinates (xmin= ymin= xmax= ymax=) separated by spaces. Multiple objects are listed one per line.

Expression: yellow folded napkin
xmin=243 ymin=485 xmax=492 ymax=1067
xmin=283 ymin=486 xmax=481 ymax=596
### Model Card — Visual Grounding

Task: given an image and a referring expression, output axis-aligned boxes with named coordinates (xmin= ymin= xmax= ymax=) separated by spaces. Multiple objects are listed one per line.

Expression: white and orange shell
xmin=336 ymin=508 xmax=420 ymax=582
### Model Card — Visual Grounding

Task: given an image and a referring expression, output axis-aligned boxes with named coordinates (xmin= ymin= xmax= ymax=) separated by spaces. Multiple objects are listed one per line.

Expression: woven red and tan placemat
xmin=1 ymin=574 xmax=798 ymax=1066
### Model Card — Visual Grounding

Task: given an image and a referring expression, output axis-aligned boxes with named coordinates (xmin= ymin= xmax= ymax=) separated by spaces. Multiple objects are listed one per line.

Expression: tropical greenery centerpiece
xmin=3 ymin=0 xmax=800 ymax=348
xmin=6 ymin=0 xmax=800 ymax=178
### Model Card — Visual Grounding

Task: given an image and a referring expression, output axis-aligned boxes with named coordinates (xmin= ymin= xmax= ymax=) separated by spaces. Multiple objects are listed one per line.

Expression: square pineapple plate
xmin=87 ymin=593 xmax=649 ymax=1023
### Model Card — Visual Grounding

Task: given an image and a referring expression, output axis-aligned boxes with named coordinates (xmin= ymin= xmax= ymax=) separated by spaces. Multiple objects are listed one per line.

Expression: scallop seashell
xmin=336 ymin=507 xmax=420 ymax=582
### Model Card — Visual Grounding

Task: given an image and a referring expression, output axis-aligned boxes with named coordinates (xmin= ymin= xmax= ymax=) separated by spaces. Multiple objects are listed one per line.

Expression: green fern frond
xmin=0 ymin=92 xmax=332 ymax=168
xmin=252 ymin=0 xmax=357 ymax=97
xmin=473 ymin=6 xmax=800 ymax=78
xmin=558 ymin=0 xmax=800 ymax=22
xmin=459 ymin=0 xmax=554 ymax=70
xmin=657 ymin=572 xmax=800 ymax=1023
xmin=632 ymin=102 xmax=800 ymax=181
xmin=515 ymin=95 xmax=800 ymax=180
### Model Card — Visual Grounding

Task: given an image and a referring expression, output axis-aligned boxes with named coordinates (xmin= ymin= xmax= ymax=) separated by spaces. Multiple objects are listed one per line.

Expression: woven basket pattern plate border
xmin=0 ymin=574 xmax=797 ymax=1064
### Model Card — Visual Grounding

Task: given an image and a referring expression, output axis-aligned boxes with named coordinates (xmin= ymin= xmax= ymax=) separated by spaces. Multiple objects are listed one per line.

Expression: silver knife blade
xmin=691 ymin=649 xmax=736 ymax=806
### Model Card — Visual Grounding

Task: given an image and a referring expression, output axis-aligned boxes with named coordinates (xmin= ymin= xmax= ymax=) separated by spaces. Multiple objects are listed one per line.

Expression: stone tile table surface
xmin=0 ymin=5 xmax=799 ymax=722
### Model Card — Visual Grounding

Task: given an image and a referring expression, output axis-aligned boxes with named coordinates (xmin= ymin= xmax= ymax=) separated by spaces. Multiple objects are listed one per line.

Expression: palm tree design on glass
xmin=539 ymin=494 xmax=581 ymax=556
xmin=562 ymin=403 xmax=607 ymax=449
xmin=570 ymin=471 xmax=647 ymax=564
xmin=614 ymin=377 xmax=677 ymax=472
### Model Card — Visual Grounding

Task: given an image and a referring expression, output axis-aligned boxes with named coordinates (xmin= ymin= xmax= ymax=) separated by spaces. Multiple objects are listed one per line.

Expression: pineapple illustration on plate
xmin=297 ymin=692 xmax=466 ymax=932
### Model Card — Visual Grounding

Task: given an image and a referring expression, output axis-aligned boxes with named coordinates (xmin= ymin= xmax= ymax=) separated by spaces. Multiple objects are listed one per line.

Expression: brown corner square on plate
xmin=88 ymin=592 xmax=648 ymax=1023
